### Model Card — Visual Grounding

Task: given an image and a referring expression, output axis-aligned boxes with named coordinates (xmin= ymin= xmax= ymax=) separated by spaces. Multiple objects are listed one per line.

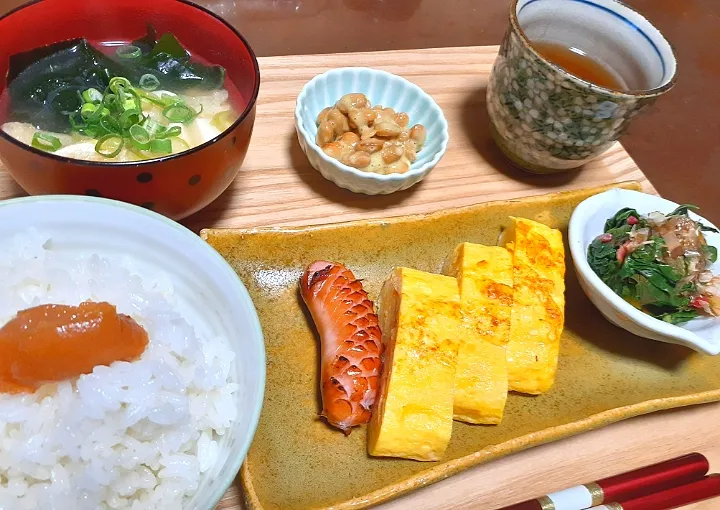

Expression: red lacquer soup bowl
xmin=0 ymin=0 xmax=260 ymax=220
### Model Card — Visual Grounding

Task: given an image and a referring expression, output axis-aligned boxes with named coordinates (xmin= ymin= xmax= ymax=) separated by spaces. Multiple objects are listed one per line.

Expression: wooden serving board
xmin=0 ymin=46 xmax=654 ymax=232
xmin=2 ymin=46 xmax=719 ymax=509
xmin=182 ymin=46 xmax=655 ymax=232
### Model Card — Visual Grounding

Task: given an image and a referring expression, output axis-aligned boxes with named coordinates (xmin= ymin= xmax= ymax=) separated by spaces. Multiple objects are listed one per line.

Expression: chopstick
xmin=589 ymin=474 xmax=720 ymax=510
xmin=499 ymin=453 xmax=709 ymax=510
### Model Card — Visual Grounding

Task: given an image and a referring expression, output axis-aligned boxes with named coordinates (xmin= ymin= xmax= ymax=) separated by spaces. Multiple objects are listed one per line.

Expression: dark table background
xmin=2 ymin=0 xmax=717 ymax=220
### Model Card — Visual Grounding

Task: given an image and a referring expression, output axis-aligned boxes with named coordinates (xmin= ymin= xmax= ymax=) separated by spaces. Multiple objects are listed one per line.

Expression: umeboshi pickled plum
xmin=0 ymin=301 xmax=148 ymax=393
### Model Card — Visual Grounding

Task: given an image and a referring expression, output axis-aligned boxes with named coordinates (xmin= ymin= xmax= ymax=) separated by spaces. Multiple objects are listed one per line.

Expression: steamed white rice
xmin=0 ymin=230 xmax=238 ymax=509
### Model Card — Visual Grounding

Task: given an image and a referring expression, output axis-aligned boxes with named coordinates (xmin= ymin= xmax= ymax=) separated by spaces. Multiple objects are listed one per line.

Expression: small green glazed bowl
xmin=487 ymin=0 xmax=678 ymax=174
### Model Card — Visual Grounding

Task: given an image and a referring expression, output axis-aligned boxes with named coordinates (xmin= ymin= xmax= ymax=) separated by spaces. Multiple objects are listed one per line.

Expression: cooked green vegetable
xmin=668 ymin=204 xmax=720 ymax=234
xmin=603 ymin=207 xmax=644 ymax=231
xmin=703 ymin=245 xmax=718 ymax=263
xmin=587 ymin=205 xmax=720 ymax=325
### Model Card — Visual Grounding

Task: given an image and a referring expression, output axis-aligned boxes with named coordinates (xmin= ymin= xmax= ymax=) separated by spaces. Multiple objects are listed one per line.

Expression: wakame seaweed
xmin=7 ymin=39 xmax=118 ymax=132
xmin=120 ymin=25 xmax=226 ymax=93
xmin=6 ymin=26 xmax=225 ymax=133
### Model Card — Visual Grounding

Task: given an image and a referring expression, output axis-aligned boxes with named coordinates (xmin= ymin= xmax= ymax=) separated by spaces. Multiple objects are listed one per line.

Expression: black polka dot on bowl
xmin=231 ymin=136 xmax=237 ymax=145
xmin=140 ymin=202 xmax=155 ymax=210
xmin=85 ymin=189 xmax=102 ymax=197
xmin=188 ymin=174 xmax=201 ymax=186
xmin=136 ymin=172 xmax=153 ymax=183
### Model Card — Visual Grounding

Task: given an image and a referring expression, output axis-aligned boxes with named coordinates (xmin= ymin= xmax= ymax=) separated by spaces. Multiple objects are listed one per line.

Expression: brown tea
xmin=531 ymin=41 xmax=625 ymax=91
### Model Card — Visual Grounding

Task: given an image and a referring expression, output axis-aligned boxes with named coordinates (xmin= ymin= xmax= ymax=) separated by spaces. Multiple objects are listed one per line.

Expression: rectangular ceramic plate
xmin=202 ymin=182 xmax=720 ymax=510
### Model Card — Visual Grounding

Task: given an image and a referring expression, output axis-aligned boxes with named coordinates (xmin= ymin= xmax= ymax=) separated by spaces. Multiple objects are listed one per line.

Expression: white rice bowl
xmin=0 ymin=229 xmax=239 ymax=510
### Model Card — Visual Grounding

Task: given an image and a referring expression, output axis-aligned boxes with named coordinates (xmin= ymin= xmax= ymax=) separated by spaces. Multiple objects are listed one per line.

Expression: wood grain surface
xmin=214 ymin=404 xmax=720 ymax=510
xmin=0 ymin=47 xmax=656 ymax=232
xmin=1 ymin=46 xmax=716 ymax=509
xmin=181 ymin=46 xmax=655 ymax=232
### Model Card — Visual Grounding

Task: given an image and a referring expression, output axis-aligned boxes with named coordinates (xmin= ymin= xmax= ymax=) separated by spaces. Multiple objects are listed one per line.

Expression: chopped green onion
xmin=100 ymin=116 xmax=122 ymax=134
xmin=109 ymin=77 xmax=132 ymax=93
xmin=139 ymin=74 xmax=160 ymax=91
xmin=81 ymin=103 xmax=97 ymax=118
xmin=136 ymin=90 xmax=166 ymax=107
xmin=103 ymin=93 xmax=117 ymax=107
xmin=85 ymin=104 xmax=109 ymax=124
xmin=125 ymin=88 xmax=142 ymax=111
xmin=116 ymin=45 xmax=142 ymax=59
xmin=122 ymin=98 xmax=137 ymax=112
xmin=32 ymin=132 xmax=63 ymax=152
xmin=129 ymin=124 xmax=150 ymax=142
xmin=210 ymin=110 xmax=235 ymax=132
xmin=119 ymin=109 xmax=142 ymax=129
xmin=60 ymin=71 xmax=205 ymax=154
xmin=128 ymin=124 xmax=151 ymax=150
xmin=126 ymin=146 xmax=153 ymax=161
xmin=187 ymin=104 xmax=202 ymax=123
xmin=142 ymin=118 xmax=164 ymax=137
xmin=171 ymin=137 xmax=191 ymax=153
xmin=69 ymin=112 xmax=86 ymax=130
xmin=156 ymin=125 xmax=182 ymax=139
xmin=150 ymin=138 xmax=172 ymax=154
xmin=163 ymin=104 xmax=194 ymax=123
xmin=166 ymin=125 xmax=182 ymax=137
xmin=88 ymin=127 xmax=106 ymax=138
xmin=81 ymin=108 xmax=110 ymax=130
xmin=82 ymin=88 xmax=103 ymax=103
xmin=115 ymin=86 xmax=127 ymax=106
xmin=95 ymin=134 xmax=124 ymax=158
xmin=139 ymin=91 xmax=181 ymax=109
xmin=158 ymin=93 xmax=182 ymax=107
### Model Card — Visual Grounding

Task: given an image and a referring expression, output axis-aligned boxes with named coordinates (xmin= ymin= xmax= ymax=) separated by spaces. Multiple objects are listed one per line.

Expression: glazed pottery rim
xmin=0 ymin=193 xmax=268 ymax=510
xmin=568 ymin=188 xmax=720 ymax=355
xmin=295 ymin=66 xmax=450 ymax=183
xmin=0 ymin=0 xmax=261 ymax=169
xmin=508 ymin=0 xmax=678 ymax=99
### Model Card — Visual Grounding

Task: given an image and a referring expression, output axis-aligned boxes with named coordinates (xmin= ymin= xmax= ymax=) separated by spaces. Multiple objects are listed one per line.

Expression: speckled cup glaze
xmin=487 ymin=0 xmax=677 ymax=174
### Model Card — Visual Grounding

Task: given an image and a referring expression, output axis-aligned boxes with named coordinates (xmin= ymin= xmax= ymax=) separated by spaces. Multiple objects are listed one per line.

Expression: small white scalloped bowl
xmin=569 ymin=188 xmax=720 ymax=355
xmin=294 ymin=67 xmax=449 ymax=195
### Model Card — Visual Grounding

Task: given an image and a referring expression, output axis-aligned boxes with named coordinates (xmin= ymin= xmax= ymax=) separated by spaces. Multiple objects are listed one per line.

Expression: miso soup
xmin=1 ymin=26 xmax=243 ymax=162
